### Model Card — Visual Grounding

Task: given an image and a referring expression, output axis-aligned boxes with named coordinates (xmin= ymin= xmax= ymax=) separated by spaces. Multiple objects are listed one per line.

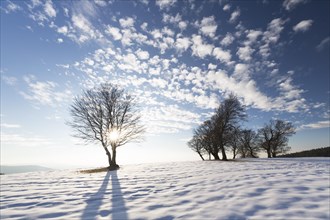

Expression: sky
xmin=1 ymin=0 xmax=329 ymax=168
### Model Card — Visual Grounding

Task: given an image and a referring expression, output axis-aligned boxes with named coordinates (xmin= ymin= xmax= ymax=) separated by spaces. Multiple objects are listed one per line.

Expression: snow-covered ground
xmin=1 ymin=158 xmax=329 ymax=219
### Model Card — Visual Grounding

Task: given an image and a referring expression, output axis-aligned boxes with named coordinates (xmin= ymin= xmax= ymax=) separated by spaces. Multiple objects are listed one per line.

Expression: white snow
xmin=1 ymin=158 xmax=329 ymax=219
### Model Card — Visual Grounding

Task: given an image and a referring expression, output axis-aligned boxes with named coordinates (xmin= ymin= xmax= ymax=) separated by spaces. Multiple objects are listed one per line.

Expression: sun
xmin=108 ymin=129 xmax=120 ymax=143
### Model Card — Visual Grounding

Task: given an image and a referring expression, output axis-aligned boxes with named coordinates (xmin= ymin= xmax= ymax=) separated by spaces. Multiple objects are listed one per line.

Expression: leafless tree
xmin=189 ymin=94 xmax=246 ymax=161
xmin=196 ymin=120 xmax=220 ymax=160
xmin=238 ymin=129 xmax=259 ymax=158
xmin=271 ymin=120 xmax=295 ymax=157
xmin=188 ymin=134 xmax=206 ymax=161
xmin=213 ymin=94 xmax=246 ymax=161
xmin=67 ymin=83 xmax=145 ymax=170
xmin=258 ymin=119 xmax=295 ymax=158
xmin=227 ymin=127 xmax=241 ymax=159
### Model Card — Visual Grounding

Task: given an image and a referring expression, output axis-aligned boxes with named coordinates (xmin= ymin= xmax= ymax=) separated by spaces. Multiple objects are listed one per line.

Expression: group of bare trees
xmin=67 ymin=83 xmax=296 ymax=169
xmin=188 ymin=95 xmax=295 ymax=161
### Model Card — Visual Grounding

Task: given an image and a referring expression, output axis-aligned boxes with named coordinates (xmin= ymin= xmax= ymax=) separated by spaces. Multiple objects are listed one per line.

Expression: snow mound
xmin=1 ymin=158 xmax=329 ymax=219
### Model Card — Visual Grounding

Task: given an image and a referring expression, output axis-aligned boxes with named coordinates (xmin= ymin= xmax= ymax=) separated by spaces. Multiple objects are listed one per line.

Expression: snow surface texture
xmin=1 ymin=158 xmax=329 ymax=220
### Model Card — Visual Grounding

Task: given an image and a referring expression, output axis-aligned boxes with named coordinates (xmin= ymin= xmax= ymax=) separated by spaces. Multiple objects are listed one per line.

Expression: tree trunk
xmin=110 ymin=145 xmax=119 ymax=170
xmin=221 ymin=146 xmax=228 ymax=161
xmin=197 ymin=152 xmax=205 ymax=161
xmin=267 ymin=149 xmax=271 ymax=158
xmin=249 ymin=148 xmax=257 ymax=158
xmin=212 ymin=153 xmax=220 ymax=160
xmin=103 ymin=146 xmax=112 ymax=167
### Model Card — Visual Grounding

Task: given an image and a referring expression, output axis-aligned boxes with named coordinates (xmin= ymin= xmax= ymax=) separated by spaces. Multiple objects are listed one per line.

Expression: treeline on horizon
xmin=188 ymin=94 xmax=296 ymax=161
xmin=278 ymin=147 xmax=330 ymax=158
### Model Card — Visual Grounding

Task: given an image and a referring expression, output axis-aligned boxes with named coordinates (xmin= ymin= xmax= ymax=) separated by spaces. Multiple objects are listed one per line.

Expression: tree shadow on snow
xmin=81 ymin=170 xmax=128 ymax=220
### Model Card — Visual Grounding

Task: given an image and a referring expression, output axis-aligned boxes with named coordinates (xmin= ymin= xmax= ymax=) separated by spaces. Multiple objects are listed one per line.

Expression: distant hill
xmin=0 ymin=165 xmax=54 ymax=175
xmin=278 ymin=147 xmax=330 ymax=158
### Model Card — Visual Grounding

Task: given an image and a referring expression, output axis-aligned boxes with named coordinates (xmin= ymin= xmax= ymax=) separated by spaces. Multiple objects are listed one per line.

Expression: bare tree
xmin=258 ymin=119 xmax=295 ymax=158
xmin=188 ymin=134 xmax=205 ymax=161
xmin=67 ymin=83 xmax=145 ymax=170
xmin=213 ymin=94 xmax=246 ymax=161
xmin=258 ymin=123 xmax=273 ymax=158
xmin=227 ymin=127 xmax=241 ymax=159
xmin=188 ymin=94 xmax=246 ymax=161
xmin=198 ymin=120 xmax=221 ymax=160
xmin=271 ymin=120 xmax=295 ymax=157
xmin=239 ymin=129 xmax=259 ymax=158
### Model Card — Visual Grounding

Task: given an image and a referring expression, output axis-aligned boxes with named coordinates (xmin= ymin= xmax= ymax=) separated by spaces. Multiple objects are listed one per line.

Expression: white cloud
xmin=94 ymin=0 xmax=108 ymax=7
xmin=283 ymin=0 xmax=306 ymax=11
xmin=300 ymin=120 xmax=329 ymax=130
xmin=191 ymin=35 xmax=214 ymax=58
xmin=316 ymin=37 xmax=330 ymax=51
xmin=117 ymin=53 xmax=141 ymax=72
xmin=141 ymin=22 xmax=148 ymax=31
xmin=212 ymin=47 xmax=231 ymax=64
xmin=2 ymin=75 xmax=17 ymax=86
xmin=312 ymin=102 xmax=326 ymax=109
xmin=198 ymin=16 xmax=218 ymax=38
xmin=236 ymin=45 xmax=254 ymax=62
xmin=233 ymin=63 xmax=250 ymax=81
xmin=136 ymin=49 xmax=150 ymax=60
xmin=229 ymin=9 xmax=240 ymax=23
xmin=1 ymin=132 xmax=53 ymax=147
xmin=105 ymin=26 xmax=122 ymax=40
xmin=149 ymin=67 xmax=161 ymax=76
xmin=119 ymin=17 xmax=135 ymax=28
xmin=206 ymin=70 xmax=272 ymax=110
xmin=149 ymin=77 xmax=167 ymax=88
xmin=121 ymin=29 xmax=134 ymax=46
xmin=143 ymin=104 xmax=201 ymax=134
xmin=71 ymin=0 xmax=99 ymax=19
xmin=148 ymin=55 xmax=161 ymax=66
xmin=260 ymin=18 xmax=287 ymax=58
xmin=223 ymin=4 xmax=231 ymax=11
xmin=20 ymin=75 xmax=72 ymax=107
xmin=293 ymin=20 xmax=313 ymax=33
xmin=3 ymin=1 xmax=22 ymax=13
xmin=162 ymin=27 xmax=175 ymax=37
xmin=221 ymin=33 xmax=234 ymax=46
xmin=63 ymin=7 xmax=69 ymax=17
xmin=208 ymin=63 xmax=217 ymax=70
xmin=175 ymin=37 xmax=191 ymax=52
xmin=278 ymin=77 xmax=304 ymax=100
xmin=44 ymin=0 xmax=56 ymax=18
xmin=118 ymin=28 xmax=149 ymax=47
xmin=162 ymin=13 xmax=181 ymax=23
xmin=57 ymin=26 xmax=68 ymax=34
xmin=263 ymin=18 xmax=286 ymax=43
xmin=71 ymin=13 xmax=97 ymax=42
xmin=151 ymin=29 xmax=163 ymax=39
xmin=245 ymin=29 xmax=262 ymax=44
xmin=178 ymin=21 xmax=187 ymax=30
xmin=57 ymin=38 xmax=63 ymax=43
xmin=1 ymin=123 xmax=21 ymax=128
xmin=140 ymin=0 xmax=149 ymax=5
xmin=162 ymin=13 xmax=187 ymax=30
xmin=156 ymin=0 xmax=177 ymax=10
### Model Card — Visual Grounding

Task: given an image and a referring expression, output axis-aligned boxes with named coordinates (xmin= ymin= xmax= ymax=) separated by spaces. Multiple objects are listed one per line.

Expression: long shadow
xmin=111 ymin=170 xmax=129 ymax=220
xmin=81 ymin=171 xmax=110 ymax=220
xmin=81 ymin=170 xmax=128 ymax=220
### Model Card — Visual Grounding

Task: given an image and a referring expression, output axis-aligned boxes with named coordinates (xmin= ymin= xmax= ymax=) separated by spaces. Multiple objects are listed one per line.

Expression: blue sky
xmin=1 ymin=0 xmax=329 ymax=168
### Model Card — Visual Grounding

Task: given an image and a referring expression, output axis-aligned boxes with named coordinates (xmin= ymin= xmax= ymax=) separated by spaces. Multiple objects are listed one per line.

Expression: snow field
xmin=1 ymin=158 xmax=329 ymax=219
